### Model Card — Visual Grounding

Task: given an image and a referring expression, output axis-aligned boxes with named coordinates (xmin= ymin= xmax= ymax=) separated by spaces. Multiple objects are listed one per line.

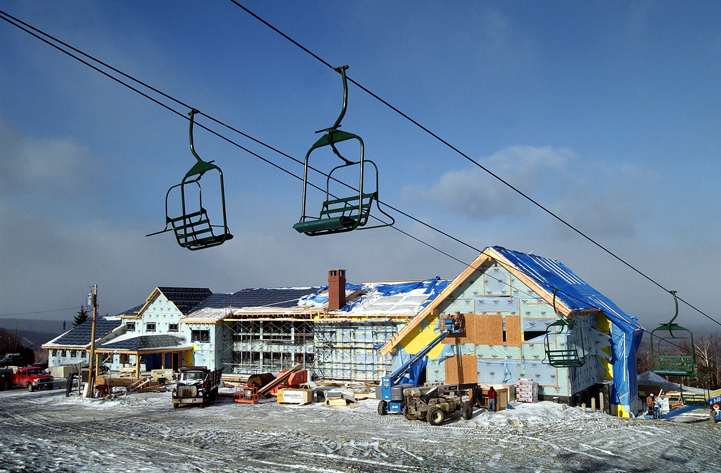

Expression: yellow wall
xmin=398 ymin=314 xmax=446 ymax=359
xmin=598 ymin=314 xmax=613 ymax=381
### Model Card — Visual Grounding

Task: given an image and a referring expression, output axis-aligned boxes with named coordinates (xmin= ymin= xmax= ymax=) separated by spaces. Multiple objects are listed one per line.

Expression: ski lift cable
xmin=0 ymin=10 xmax=697 ymax=324
xmin=0 ymin=12 xmax=695 ymax=329
xmin=228 ymin=2 xmax=720 ymax=328
xmin=0 ymin=307 xmax=78 ymax=318
xmin=2 ymin=9 xmax=718 ymax=331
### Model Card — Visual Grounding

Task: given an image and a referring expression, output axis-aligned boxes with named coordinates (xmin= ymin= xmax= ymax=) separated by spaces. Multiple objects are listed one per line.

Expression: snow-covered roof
xmin=183 ymin=287 xmax=321 ymax=323
xmin=299 ymin=278 xmax=450 ymax=317
xmin=182 ymin=279 xmax=449 ymax=322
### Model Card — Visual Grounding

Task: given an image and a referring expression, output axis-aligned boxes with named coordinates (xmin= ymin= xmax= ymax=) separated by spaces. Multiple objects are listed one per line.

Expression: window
xmin=61 ymin=350 xmax=66 ymax=357
xmin=523 ymin=331 xmax=546 ymax=342
xmin=81 ymin=351 xmax=86 ymax=359
xmin=51 ymin=350 xmax=57 ymax=357
xmin=126 ymin=322 xmax=135 ymax=332
xmin=169 ymin=323 xmax=179 ymax=333
xmin=146 ymin=322 xmax=156 ymax=333
xmin=191 ymin=330 xmax=210 ymax=343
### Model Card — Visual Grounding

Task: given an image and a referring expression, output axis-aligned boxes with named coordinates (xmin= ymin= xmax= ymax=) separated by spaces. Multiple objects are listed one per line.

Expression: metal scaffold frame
xmin=313 ymin=319 xmax=400 ymax=383
xmin=222 ymin=319 xmax=315 ymax=375
xmin=220 ymin=317 xmax=404 ymax=383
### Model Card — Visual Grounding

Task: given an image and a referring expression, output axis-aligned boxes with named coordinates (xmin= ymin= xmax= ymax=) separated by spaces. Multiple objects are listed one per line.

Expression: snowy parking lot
xmin=1 ymin=386 xmax=720 ymax=473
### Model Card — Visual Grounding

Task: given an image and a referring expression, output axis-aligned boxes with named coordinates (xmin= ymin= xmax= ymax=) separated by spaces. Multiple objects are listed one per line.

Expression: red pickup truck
xmin=8 ymin=367 xmax=54 ymax=391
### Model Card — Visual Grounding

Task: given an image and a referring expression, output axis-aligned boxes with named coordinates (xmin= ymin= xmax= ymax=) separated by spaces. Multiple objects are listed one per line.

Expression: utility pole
xmin=85 ymin=285 xmax=98 ymax=398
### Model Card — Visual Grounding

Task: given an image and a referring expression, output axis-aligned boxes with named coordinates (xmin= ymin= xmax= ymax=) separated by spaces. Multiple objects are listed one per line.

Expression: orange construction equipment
xmin=270 ymin=369 xmax=308 ymax=395
xmin=234 ymin=386 xmax=259 ymax=404
xmin=257 ymin=364 xmax=303 ymax=397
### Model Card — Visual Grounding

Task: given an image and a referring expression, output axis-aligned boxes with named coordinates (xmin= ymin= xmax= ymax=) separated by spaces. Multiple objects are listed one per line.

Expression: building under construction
xmin=183 ymin=270 xmax=450 ymax=382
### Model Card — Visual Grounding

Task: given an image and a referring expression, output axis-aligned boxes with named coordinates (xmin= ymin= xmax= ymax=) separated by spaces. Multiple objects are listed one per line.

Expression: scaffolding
xmin=222 ymin=319 xmax=314 ymax=375
xmin=220 ymin=315 xmax=405 ymax=383
xmin=314 ymin=319 xmax=400 ymax=382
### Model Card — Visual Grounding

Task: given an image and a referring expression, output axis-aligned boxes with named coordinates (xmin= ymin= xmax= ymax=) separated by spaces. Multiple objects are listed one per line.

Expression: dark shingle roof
xmin=192 ymin=287 xmax=320 ymax=311
xmin=44 ymin=317 xmax=123 ymax=347
xmin=100 ymin=334 xmax=187 ymax=351
xmin=157 ymin=287 xmax=212 ymax=315
xmin=115 ymin=304 xmax=144 ymax=317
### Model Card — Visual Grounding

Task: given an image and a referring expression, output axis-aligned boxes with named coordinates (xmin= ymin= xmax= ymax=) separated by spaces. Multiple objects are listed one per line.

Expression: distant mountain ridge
xmin=0 ymin=318 xmax=67 ymax=351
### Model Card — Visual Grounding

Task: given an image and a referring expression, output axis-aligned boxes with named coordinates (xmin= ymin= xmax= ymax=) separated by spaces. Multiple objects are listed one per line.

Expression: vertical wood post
xmin=85 ymin=284 xmax=98 ymax=398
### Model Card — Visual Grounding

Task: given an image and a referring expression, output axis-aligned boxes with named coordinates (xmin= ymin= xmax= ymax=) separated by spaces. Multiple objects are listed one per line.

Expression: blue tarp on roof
xmin=342 ymin=277 xmax=450 ymax=312
xmin=491 ymin=246 xmax=643 ymax=409
xmin=299 ymin=279 xmax=448 ymax=312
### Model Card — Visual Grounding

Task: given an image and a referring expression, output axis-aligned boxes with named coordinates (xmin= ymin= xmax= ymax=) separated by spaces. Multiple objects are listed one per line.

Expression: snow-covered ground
xmin=1 ymin=386 xmax=720 ymax=473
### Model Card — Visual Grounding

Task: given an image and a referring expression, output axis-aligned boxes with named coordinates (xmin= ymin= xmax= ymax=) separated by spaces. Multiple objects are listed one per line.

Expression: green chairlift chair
xmin=293 ymin=65 xmax=394 ymax=236
xmin=544 ymin=290 xmax=586 ymax=368
xmin=147 ymin=109 xmax=233 ymax=250
xmin=650 ymin=291 xmax=696 ymax=377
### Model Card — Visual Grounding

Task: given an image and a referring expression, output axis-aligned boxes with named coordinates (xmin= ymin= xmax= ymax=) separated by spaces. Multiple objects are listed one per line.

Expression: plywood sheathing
xmin=445 ymin=355 xmax=478 ymax=384
xmin=505 ymin=315 xmax=522 ymax=347
xmin=475 ymin=314 xmax=503 ymax=346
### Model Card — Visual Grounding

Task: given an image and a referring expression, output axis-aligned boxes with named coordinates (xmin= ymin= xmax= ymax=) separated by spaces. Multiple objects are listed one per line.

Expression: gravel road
xmin=1 ymin=386 xmax=719 ymax=472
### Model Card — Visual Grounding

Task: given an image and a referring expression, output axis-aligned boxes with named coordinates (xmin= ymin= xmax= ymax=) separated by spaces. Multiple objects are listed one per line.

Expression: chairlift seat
xmin=653 ymin=354 xmax=695 ymax=377
xmin=168 ymin=208 xmax=233 ymax=250
xmin=546 ymin=350 xmax=585 ymax=368
xmin=544 ymin=317 xmax=585 ymax=368
xmin=146 ymin=109 xmax=233 ymax=251
xmin=294 ymin=192 xmax=375 ymax=235
xmin=650 ymin=292 xmax=697 ymax=378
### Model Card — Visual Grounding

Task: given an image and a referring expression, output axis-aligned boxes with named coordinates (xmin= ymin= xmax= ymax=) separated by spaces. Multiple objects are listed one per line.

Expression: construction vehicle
xmin=403 ymin=383 xmax=478 ymax=425
xmin=378 ymin=313 xmax=479 ymax=424
xmin=172 ymin=366 xmax=221 ymax=409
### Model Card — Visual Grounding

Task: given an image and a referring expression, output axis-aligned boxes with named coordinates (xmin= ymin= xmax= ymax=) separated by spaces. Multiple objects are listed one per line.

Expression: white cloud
xmin=402 ymin=145 xmax=574 ymax=220
xmin=0 ymin=116 xmax=99 ymax=199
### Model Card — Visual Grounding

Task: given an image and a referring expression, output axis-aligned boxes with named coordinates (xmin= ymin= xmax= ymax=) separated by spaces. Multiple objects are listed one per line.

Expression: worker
xmin=488 ymin=386 xmax=496 ymax=412
xmin=646 ymin=393 xmax=655 ymax=416
xmin=654 ymin=392 xmax=664 ymax=419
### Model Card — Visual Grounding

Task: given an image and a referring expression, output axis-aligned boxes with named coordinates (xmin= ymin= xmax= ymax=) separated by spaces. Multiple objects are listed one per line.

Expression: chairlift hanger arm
xmin=185 ymin=109 xmax=220 ymax=178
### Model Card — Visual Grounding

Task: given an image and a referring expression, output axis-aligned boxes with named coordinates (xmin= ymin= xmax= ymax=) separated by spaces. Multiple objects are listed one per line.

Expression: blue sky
xmin=0 ymin=1 xmax=719 ymax=333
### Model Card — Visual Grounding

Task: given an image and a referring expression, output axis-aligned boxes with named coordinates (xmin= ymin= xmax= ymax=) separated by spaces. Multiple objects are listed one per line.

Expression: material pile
xmin=516 ymin=378 xmax=538 ymax=403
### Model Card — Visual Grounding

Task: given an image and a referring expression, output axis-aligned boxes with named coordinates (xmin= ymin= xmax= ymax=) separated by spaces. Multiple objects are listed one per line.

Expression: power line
xmin=0 ymin=307 xmax=78 ymax=318
xmin=228 ymin=2 xmax=721 ymax=329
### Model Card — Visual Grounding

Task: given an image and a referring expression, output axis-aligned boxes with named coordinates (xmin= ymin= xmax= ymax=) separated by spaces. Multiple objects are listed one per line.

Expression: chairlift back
xmin=650 ymin=291 xmax=696 ymax=377
xmin=147 ymin=109 xmax=233 ymax=250
xmin=543 ymin=290 xmax=586 ymax=368
xmin=293 ymin=65 xmax=394 ymax=236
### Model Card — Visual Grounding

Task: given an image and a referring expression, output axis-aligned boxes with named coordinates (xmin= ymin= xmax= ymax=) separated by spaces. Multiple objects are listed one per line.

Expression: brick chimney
xmin=328 ymin=269 xmax=346 ymax=310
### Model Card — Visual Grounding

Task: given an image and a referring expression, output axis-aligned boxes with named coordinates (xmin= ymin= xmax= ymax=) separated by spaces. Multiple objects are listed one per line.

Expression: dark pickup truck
xmin=172 ymin=366 xmax=221 ymax=408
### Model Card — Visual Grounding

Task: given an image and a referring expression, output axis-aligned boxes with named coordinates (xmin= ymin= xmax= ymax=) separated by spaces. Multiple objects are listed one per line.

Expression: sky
xmin=0 ymin=1 xmax=720 ymax=334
